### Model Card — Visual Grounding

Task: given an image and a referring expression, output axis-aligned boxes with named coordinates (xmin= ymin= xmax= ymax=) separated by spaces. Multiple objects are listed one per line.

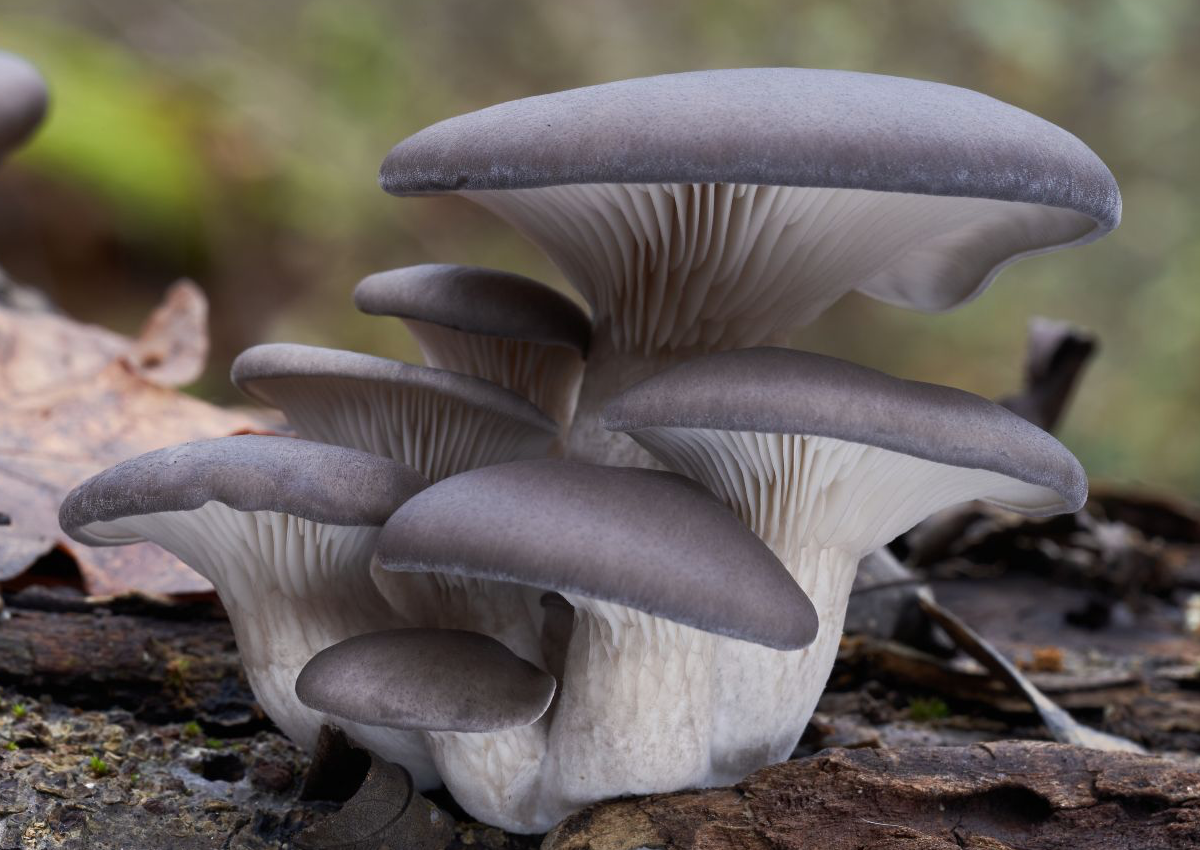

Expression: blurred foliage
xmin=0 ymin=0 xmax=1197 ymax=494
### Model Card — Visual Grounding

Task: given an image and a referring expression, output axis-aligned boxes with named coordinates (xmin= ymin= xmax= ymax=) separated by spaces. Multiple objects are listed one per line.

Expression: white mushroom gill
xmin=472 ymin=182 xmax=1091 ymax=467
xmin=470 ymin=182 xmax=1093 ymax=354
xmin=626 ymin=428 xmax=1064 ymax=783
xmin=404 ymin=318 xmax=584 ymax=428
xmin=77 ymin=502 xmax=439 ymax=788
xmin=248 ymin=375 xmax=553 ymax=481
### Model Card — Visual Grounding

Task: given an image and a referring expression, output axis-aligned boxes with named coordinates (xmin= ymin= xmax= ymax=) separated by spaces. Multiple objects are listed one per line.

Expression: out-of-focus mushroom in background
xmin=380 ymin=68 xmax=1120 ymax=467
xmin=0 ymin=51 xmax=47 ymax=161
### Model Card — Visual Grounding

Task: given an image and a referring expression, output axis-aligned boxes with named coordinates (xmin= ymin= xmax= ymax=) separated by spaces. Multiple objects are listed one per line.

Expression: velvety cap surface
xmin=355 ymin=265 xmax=591 ymax=352
xmin=381 ymin=68 xmax=1119 ymax=232
xmin=0 ymin=52 xmax=48 ymax=156
xmin=59 ymin=435 xmax=428 ymax=540
xmin=379 ymin=459 xmax=818 ymax=650
xmin=603 ymin=347 xmax=1087 ymax=512
xmin=231 ymin=343 xmax=556 ymax=436
xmin=296 ymin=628 xmax=556 ymax=733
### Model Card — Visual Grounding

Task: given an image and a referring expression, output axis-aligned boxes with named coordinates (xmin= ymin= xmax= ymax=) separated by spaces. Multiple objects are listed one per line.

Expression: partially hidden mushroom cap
xmin=231 ymin=343 xmax=556 ymax=438
xmin=354 ymin=265 xmax=591 ymax=354
xmin=0 ymin=51 xmax=49 ymax=156
xmin=296 ymin=628 xmax=556 ymax=733
xmin=601 ymin=347 xmax=1087 ymax=515
xmin=59 ymin=435 xmax=428 ymax=545
xmin=382 ymin=68 xmax=1118 ymax=233
xmin=378 ymin=459 xmax=818 ymax=650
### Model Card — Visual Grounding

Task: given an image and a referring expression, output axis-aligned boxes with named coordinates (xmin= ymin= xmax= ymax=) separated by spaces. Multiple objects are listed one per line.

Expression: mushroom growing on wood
xmin=381 ymin=68 xmax=1121 ymax=465
xmin=57 ymin=435 xmax=441 ymax=787
xmin=0 ymin=51 xmax=47 ymax=160
xmin=603 ymin=347 xmax=1088 ymax=783
xmin=372 ymin=458 xmax=817 ymax=832
xmin=354 ymin=264 xmax=590 ymax=429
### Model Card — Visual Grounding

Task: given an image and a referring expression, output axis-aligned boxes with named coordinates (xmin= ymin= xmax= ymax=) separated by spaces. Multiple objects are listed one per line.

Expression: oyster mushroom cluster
xmin=58 ymin=68 xmax=1119 ymax=833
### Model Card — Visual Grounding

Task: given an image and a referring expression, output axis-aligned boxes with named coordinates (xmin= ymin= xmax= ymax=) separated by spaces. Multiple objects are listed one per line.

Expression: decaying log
xmin=0 ymin=595 xmax=257 ymax=725
xmin=544 ymin=741 xmax=1200 ymax=850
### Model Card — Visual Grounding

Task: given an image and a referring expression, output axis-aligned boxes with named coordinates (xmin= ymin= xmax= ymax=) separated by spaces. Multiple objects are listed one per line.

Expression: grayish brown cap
xmin=354 ymin=265 xmax=591 ymax=353
xmin=378 ymin=459 xmax=818 ymax=650
xmin=381 ymin=68 xmax=1119 ymax=234
xmin=59 ymin=435 xmax=428 ymax=545
xmin=231 ymin=343 xmax=557 ymax=437
xmin=295 ymin=628 xmax=556 ymax=733
xmin=0 ymin=52 xmax=48 ymax=157
xmin=602 ymin=347 xmax=1087 ymax=514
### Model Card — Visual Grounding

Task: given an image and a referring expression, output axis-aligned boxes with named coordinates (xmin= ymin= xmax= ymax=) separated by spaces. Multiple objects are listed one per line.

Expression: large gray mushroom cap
xmin=378 ymin=459 xmax=818 ymax=650
xmin=602 ymin=347 xmax=1088 ymax=515
xmin=59 ymin=435 xmax=428 ymax=545
xmin=382 ymin=68 xmax=1119 ymax=315
xmin=296 ymin=628 xmax=557 ymax=733
xmin=0 ymin=52 xmax=48 ymax=157
xmin=354 ymin=265 xmax=591 ymax=353
xmin=383 ymin=68 xmax=1118 ymax=230
xmin=231 ymin=343 xmax=557 ymax=438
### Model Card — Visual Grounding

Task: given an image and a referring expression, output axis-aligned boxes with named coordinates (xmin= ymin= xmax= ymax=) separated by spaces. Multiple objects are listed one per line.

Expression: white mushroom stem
xmin=426 ymin=723 xmax=553 ymax=834
xmin=629 ymin=428 xmax=1056 ymax=782
xmin=404 ymin=318 xmax=584 ymax=429
xmin=413 ymin=597 xmax=717 ymax=834
xmin=561 ymin=326 xmax=697 ymax=466
xmin=371 ymin=567 xmax=547 ymax=668
xmin=90 ymin=504 xmax=439 ymax=788
xmin=252 ymin=376 xmax=551 ymax=481
xmin=547 ymin=599 xmax=714 ymax=812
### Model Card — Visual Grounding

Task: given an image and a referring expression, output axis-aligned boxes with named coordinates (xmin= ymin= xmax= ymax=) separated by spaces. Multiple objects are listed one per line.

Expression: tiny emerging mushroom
xmin=0 ymin=51 xmax=48 ymax=160
xmin=354 ymin=264 xmax=590 ymax=430
xmin=381 ymin=68 xmax=1120 ymax=466
xmin=57 ymin=435 xmax=441 ymax=788
xmin=373 ymin=458 xmax=817 ymax=832
xmin=602 ymin=346 xmax=1088 ymax=783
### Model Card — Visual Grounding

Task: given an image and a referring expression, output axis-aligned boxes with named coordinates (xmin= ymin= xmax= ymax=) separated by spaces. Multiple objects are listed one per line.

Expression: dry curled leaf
xmin=0 ymin=282 xmax=269 ymax=594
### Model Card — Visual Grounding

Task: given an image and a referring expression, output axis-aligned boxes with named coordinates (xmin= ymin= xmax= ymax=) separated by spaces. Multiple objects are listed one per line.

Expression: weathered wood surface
xmin=544 ymin=741 xmax=1200 ymax=850
xmin=0 ymin=594 xmax=256 ymax=725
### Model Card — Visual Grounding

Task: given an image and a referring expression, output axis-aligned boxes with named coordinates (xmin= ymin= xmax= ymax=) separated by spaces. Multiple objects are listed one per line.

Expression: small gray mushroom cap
xmin=354 ymin=265 xmax=591 ymax=353
xmin=231 ymin=343 xmax=557 ymax=437
xmin=0 ymin=52 xmax=48 ymax=157
xmin=382 ymin=68 xmax=1119 ymax=232
xmin=295 ymin=628 xmax=557 ymax=733
xmin=378 ymin=459 xmax=818 ymax=650
xmin=59 ymin=435 xmax=429 ymax=545
xmin=601 ymin=347 xmax=1087 ymax=516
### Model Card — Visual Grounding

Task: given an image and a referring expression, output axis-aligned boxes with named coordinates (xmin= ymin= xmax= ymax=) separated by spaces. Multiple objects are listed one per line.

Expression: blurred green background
xmin=1 ymin=1 xmax=1197 ymax=494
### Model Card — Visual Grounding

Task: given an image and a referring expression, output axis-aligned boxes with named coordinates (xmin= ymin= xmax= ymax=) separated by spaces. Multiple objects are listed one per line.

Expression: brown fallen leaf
xmin=0 ymin=281 xmax=269 ymax=594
